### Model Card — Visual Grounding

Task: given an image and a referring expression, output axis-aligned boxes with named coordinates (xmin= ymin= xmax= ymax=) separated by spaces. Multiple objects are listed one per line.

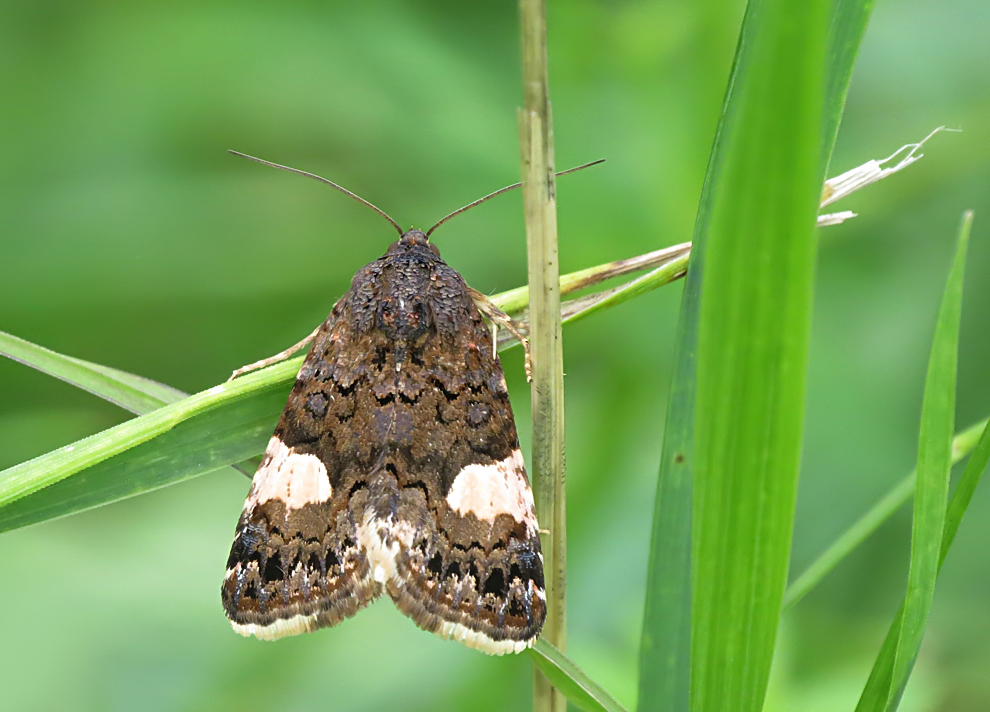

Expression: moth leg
xmin=228 ymin=324 xmax=322 ymax=381
xmin=467 ymin=287 xmax=532 ymax=382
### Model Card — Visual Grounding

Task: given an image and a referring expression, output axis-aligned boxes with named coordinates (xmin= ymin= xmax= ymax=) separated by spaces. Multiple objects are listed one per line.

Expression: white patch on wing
xmin=231 ymin=612 xmax=320 ymax=641
xmin=358 ymin=511 xmax=418 ymax=587
xmin=436 ymin=619 xmax=533 ymax=655
xmin=247 ymin=436 xmax=332 ymax=511
xmin=445 ymin=449 xmax=538 ymax=535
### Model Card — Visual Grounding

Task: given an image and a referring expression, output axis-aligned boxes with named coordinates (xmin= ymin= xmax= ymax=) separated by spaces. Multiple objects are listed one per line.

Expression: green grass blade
xmin=498 ymin=253 xmax=689 ymax=353
xmin=1 ymin=330 xmax=260 ymax=482
xmin=783 ymin=417 xmax=988 ymax=609
xmin=0 ymin=330 xmax=185 ymax=413
xmin=821 ymin=0 xmax=876 ymax=171
xmin=0 ymin=385 xmax=288 ymax=533
xmin=855 ymin=211 xmax=974 ymax=712
xmin=638 ymin=1 xmax=869 ymax=708
xmin=493 ymin=243 xmax=691 ymax=316
xmin=528 ymin=640 xmax=629 ymax=712
xmin=0 ymin=357 xmax=301 ymax=511
xmin=887 ymin=211 xmax=971 ymax=706
xmin=556 ymin=254 xmax=689 ymax=328
xmin=855 ymin=419 xmax=990 ymax=712
xmin=689 ymin=1 xmax=827 ymax=711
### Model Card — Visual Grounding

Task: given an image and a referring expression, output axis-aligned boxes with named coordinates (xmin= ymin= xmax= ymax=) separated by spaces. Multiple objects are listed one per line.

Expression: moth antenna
xmin=425 ymin=158 xmax=606 ymax=238
xmin=229 ymin=150 xmax=404 ymax=236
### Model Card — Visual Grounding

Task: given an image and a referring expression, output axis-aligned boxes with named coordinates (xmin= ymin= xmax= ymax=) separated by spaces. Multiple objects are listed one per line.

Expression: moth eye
xmin=388 ymin=240 xmax=401 ymax=252
xmin=428 ymin=243 xmax=441 ymax=257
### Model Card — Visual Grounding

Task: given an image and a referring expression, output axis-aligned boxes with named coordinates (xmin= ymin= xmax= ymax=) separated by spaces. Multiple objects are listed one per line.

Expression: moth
xmin=220 ymin=153 xmax=600 ymax=655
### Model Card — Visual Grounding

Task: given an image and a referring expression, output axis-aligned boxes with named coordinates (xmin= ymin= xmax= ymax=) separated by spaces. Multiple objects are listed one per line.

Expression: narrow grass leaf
xmin=498 ymin=252 xmax=689 ymax=352
xmin=855 ymin=211 xmax=974 ymax=711
xmin=855 ymin=419 xmax=990 ymax=712
xmin=528 ymin=640 xmax=629 ymax=712
xmin=821 ymin=0 xmax=876 ymax=171
xmin=0 ymin=386 xmax=288 ymax=533
xmin=1 ymin=331 xmax=260 ymax=481
xmin=887 ymin=211 xmax=970 ymax=706
xmin=0 ymin=330 xmax=185 ymax=413
xmin=690 ymin=1 xmax=827 ymax=711
xmin=493 ymin=243 xmax=691 ymax=316
xmin=0 ymin=357 xmax=301 ymax=510
xmin=784 ymin=417 xmax=987 ymax=610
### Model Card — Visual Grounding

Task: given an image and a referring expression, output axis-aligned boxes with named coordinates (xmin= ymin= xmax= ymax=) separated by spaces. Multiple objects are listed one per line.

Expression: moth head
xmin=399 ymin=229 xmax=429 ymax=247
xmin=387 ymin=230 xmax=441 ymax=258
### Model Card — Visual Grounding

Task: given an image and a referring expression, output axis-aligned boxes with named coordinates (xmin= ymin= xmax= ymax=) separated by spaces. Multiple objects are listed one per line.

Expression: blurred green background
xmin=1 ymin=0 xmax=988 ymax=710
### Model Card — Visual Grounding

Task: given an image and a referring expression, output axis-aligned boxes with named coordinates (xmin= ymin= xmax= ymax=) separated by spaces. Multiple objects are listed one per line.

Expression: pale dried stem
xmin=518 ymin=0 xmax=566 ymax=710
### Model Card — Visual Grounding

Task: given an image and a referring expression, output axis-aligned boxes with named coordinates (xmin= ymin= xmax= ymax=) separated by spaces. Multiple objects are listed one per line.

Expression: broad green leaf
xmin=856 ymin=211 xmax=974 ymax=712
xmin=783 ymin=417 xmax=987 ymax=610
xmin=690 ymin=2 xmax=826 ymax=712
xmin=0 ymin=330 xmax=185 ymax=413
xmin=637 ymin=0 xmax=872 ymax=708
xmin=528 ymin=640 xmax=629 ymax=712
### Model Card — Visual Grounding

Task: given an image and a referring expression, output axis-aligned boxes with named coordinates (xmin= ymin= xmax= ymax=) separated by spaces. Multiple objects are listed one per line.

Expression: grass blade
xmin=821 ymin=0 xmax=876 ymax=171
xmin=0 ymin=357 xmax=300 ymax=510
xmin=492 ymin=243 xmax=691 ymax=316
xmin=855 ymin=211 xmax=974 ymax=711
xmin=528 ymin=640 xmax=629 ymax=712
xmin=1 ymin=330 xmax=260 ymax=480
xmin=886 ymin=211 xmax=971 ymax=706
xmin=638 ymin=1 xmax=869 ymax=708
xmin=0 ymin=330 xmax=185 ymax=413
xmin=856 ymin=423 xmax=990 ymax=709
xmin=0 ymin=385 xmax=288 ymax=533
xmin=783 ymin=417 xmax=988 ymax=609
xmin=857 ymin=425 xmax=990 ymax=711
xmin=689 ymin=2 xmax=827 ymax=711
xmin=497 ymin=252 xmax=689 ymax=351
xmin=854 ymin=420 xmax=990 ymax=712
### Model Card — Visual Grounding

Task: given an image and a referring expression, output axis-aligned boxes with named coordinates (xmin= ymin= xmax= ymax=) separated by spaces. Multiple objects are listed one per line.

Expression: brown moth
xmin=220 ymin=153 xmax=557 ymax=654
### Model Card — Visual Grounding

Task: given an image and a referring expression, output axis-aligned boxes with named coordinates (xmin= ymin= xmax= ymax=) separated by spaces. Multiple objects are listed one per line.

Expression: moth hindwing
xmin=221 ymin=230 xmax=545 ymax=655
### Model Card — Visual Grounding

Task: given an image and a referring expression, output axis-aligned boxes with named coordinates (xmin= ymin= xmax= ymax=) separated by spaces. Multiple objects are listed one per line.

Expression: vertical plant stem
xmin=518 ymin=1 xmax=566 ymax=711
